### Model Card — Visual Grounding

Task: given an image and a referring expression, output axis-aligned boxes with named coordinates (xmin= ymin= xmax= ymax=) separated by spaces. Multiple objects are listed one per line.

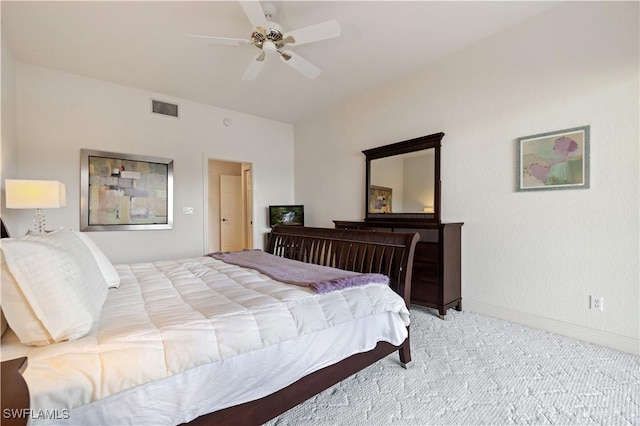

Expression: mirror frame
xmin=363 ymin=132 xmax=443 ymax=222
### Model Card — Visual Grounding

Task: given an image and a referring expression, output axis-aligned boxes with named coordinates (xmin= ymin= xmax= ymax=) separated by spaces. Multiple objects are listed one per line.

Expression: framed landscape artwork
xmin=80 ymin=149 xmax=174 ymax=231
xmin=517 ymin=125 xmax=590 ymax=191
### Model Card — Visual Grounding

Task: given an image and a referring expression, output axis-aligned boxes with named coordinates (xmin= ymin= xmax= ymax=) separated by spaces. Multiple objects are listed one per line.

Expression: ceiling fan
xmin=189 ymin=1 xmax=341 ymax=80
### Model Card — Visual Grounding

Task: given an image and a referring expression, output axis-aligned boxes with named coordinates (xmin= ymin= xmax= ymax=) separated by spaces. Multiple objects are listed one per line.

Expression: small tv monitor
xmin=269 ymin=205 xmax=304 ymax=227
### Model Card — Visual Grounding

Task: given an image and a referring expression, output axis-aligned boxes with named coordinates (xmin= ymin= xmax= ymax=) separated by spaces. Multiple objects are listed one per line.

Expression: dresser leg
xmin=438 ymin=307 xmax=447 ymax=320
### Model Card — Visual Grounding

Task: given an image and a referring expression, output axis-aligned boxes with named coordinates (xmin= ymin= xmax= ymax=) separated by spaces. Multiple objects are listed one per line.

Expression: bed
xmin=1 ymin=224 xmax=418 ymax=426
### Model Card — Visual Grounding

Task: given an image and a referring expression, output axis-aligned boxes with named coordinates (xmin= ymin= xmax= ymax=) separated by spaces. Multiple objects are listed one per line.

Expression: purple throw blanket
xmin=207 ymin=250 xmax=389 ymax=294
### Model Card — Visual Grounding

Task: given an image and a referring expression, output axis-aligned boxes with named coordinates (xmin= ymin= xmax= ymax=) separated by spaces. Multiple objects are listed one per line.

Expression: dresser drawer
xmin=415 ymin=242 xmax=439 ymax=263
xmin=411 ymin=281 xmax=439 ymax=303
xmin=402 ymin=228 xmax=439 ymax=243
xmin=412 ymin=261 xmax=439 ymax=283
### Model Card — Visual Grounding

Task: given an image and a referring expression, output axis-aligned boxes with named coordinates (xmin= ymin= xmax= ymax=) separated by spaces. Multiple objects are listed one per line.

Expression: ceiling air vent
xmin=151 ymin=99 xmax=179 ymax=118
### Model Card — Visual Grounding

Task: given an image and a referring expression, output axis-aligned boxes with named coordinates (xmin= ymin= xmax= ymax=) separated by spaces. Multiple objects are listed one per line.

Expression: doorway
xmin=207 ymin=159 xmax=253 ymax=253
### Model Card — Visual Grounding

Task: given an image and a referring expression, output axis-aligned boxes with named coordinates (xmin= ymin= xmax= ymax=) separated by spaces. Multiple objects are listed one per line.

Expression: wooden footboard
xmin=1 ymin=226 xmax=418 ymax=426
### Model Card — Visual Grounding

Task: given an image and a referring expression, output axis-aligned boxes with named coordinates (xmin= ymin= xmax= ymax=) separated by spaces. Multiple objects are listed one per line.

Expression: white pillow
xmin=1 ymin=229 xmax=108 ymax=345
xmin=73 ymin=231 xmax=120 ymax=288
xmin=1 ymin=251 xmax=52 ymax=345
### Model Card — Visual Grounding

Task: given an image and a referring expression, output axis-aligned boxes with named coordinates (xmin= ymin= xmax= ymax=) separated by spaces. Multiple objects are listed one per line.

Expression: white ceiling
xmin=1 ymin=1 xmax=559 ymax=124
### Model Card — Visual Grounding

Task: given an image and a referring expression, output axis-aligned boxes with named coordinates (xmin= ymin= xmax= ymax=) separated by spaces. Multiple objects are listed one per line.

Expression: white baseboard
xmin=464 ymin=299 xmax=639 ymax=355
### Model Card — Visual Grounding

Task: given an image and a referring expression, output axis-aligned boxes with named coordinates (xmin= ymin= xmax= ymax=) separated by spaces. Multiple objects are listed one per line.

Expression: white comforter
xmin=2 ymin=256 xmax=410 ymax=425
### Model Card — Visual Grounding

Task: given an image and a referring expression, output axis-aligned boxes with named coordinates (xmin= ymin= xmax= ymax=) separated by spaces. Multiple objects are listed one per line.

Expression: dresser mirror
xmin=363 ymin=132 xmax=443 ymax=222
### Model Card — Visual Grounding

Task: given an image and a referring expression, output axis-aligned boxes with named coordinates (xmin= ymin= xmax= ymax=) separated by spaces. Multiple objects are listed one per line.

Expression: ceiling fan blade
xmin=284 ymin=20 xmax=341 ymax=46
xmin=239 ymin=1 xmax=268 ymax=30
xmin=189 ymin=34 xmax=250 ymax=46
xmin=242 ymin=52 xmax=266 ymax=80
xmin=280 ymin=51 xmax=322 ymax=79
xmin=278 ymin=50 xmax=292 ymax=61
xmin=280 ymin=35 xmax=295 ymax=46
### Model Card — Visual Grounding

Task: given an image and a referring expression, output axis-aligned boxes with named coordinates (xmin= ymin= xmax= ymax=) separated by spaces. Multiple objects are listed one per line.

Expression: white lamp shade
xmin=5 ymin=179 xmax=66 ymax=209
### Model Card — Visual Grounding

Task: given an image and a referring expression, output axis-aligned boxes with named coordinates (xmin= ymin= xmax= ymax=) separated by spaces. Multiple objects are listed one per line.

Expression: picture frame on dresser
xmin=368 ymin=186 xmax=392 ymax=213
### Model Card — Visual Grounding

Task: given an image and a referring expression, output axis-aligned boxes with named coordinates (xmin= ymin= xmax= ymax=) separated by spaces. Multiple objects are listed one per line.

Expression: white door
xmin=220 ymin=175 xmax=243 ymax=251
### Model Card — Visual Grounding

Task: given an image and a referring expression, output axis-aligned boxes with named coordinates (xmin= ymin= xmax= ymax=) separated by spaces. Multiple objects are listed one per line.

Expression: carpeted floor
xmin=266 ymin=306 xmax=640 ymax=425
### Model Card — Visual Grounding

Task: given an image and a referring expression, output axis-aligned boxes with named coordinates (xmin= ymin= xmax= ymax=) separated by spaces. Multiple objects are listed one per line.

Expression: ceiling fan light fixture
xmin=262 ymin=40 xmax=277 ymax=53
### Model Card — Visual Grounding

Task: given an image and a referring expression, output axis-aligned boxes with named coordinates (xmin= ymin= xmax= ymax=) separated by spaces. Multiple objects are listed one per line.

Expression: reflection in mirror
xmin=363 ymin=132 xmax=443 ymax=222
xmin=369 ymin=150 xmax=435 ymax=214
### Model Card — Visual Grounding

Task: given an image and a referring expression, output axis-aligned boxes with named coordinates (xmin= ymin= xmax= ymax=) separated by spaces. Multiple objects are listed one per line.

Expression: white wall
xmin=11 ymin=63 xmax=295 ymax=263
xmin=1 ymin=36 xmax=18 ymax=223
xmin=294 ymin=2 xmax=639 ymax=353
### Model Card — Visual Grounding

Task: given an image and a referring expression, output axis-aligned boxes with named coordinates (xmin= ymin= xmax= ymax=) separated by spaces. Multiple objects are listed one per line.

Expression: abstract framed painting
xmin=80 ymin=149 xmax=174 ymax=231
xmin=517 ymin=125 xmax=590 ymax=191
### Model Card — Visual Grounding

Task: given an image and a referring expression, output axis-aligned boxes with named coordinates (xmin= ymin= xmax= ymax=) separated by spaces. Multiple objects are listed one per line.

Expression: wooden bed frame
xmin=1 ymin=225 xmax=418 ymax=426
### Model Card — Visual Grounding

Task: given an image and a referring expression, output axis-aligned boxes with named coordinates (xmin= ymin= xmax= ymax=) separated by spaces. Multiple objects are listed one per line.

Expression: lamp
xmin=5 ymin=179 xmax=67 ymax=233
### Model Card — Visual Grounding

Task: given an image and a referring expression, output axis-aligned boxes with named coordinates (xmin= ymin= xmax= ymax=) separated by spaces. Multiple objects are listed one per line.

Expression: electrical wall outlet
xmin=590 ymin=295 xmax=604 ymax=311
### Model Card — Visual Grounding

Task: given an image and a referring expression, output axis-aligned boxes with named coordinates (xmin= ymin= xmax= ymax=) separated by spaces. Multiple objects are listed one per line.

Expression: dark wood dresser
xmin=334 ymin=220 xmax=463 ymax=318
